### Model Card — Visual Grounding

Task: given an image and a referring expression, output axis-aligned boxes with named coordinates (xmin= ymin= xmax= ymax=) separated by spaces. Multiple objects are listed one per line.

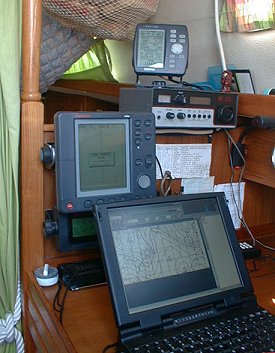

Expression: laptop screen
xmin=94 ymin=193 xmax=253 ymax=329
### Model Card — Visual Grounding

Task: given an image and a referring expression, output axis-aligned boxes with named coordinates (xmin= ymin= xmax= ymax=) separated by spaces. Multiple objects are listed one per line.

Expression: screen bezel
xmin=55 ymin=111 xmax=156 ymax=214
xmin=55 ymin=211 xmax=99 ymax=252
xmin=94 ymin=193 xmax=253 ymax=330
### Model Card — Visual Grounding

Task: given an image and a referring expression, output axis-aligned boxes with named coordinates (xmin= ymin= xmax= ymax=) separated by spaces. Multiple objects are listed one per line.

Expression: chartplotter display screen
xmin=137 ymin=29 xmax=165 ymax=69
xmin=54 ymin=111 xmax=156 ymax=213
xmin=76 ymin=120 xmax=130 ymax=195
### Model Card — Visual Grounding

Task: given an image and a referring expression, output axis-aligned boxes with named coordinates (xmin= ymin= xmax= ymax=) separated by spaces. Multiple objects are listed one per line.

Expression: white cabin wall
xmin=107 ymin=0 xmax=275 ymax=94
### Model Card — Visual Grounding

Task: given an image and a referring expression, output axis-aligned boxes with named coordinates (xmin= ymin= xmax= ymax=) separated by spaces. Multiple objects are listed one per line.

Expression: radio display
xmin=190 ymin=96 xmax=211 ymax=105
xmin=158 ymin=94 xmax=171 ymax=103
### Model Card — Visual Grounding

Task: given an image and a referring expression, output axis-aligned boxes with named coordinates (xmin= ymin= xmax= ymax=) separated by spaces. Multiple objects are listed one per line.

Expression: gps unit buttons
xmin=138 ymin=174 xmax=151 ymax=189
xmin=145 ymin=155 xmax=153 ymax=169
xmin=171 ymin=43 xmax=184 ymax=55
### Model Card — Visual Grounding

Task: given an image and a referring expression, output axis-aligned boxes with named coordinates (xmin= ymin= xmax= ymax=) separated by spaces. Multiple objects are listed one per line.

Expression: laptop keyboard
xmin=129 ymin=309 xmax=275 ymax=353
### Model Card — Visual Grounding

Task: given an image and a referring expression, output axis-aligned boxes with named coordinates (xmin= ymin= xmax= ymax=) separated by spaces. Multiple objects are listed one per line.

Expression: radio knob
xmin=166 ymin=112 xmax=175 ymax=119
xmin=177 ymin=112 xmax=186 ymax=119
xmin=216 ymin=105 xmax=234 ymax=123
xmin=174 ymin=94 xmax=186 ymax=105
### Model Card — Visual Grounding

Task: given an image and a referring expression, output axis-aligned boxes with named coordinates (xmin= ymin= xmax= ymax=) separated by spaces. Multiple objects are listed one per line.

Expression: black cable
xmin=102 ymin=333 xmax=120 ymax=353
xmin=237 ymin=125 xmax=255 ymax=144
xmin=156 ymin=155 xmax=164 ymax=179
xmin=53 ymin=278 xmax=63 ymax=312
xmin=53 ymin=270 xmax=78 ymax=325
xmin=160 ymin=76 xmax=205 ymax=90
xmin=102 ymin=342 xmax=119 ymax=353
xmin=58 ymin=282 xmax=71 ymax=325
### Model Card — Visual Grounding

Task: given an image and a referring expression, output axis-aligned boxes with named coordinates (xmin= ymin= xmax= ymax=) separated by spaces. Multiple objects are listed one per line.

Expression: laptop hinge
xmin=120 ymin=322 xmax=143 ymax=343
xmin=223 ymin=293 xmax=257 ymax=309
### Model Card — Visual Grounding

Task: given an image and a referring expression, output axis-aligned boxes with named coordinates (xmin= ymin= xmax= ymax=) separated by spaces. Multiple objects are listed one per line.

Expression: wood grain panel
xmin=43 ymin=91 xmax=119 ymax=124
xmin=28 ymin=273 xmax=77 ymax=353
xmin=242 ymin=181 xmax=275 ymax=226
xmin=21 ymin=101 xmax=44 ymax=272
xmin=42 ymin=281 xmax=118 ymax=353
xmin=243 ymin=129 xmax=275 ymax=188
xmin=238 ymin=94 xmax=275 ymax=117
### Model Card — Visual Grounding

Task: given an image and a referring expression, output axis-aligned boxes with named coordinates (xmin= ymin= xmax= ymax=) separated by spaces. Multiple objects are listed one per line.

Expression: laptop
xmin=94 ymin=192 xmax=275 ymax=353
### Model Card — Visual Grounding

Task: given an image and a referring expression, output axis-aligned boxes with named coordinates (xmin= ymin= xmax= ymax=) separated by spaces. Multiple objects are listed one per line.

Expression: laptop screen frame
xmin=94 ymin=192 xmax=253 ymax=331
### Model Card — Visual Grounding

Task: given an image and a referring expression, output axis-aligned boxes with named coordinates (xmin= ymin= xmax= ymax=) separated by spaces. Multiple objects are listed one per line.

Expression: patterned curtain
xmin=220 ymin=0 xmax=275 ymax=32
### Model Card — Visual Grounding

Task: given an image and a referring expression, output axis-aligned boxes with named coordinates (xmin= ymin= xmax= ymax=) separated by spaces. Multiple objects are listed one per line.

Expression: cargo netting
xmin=42 ymin=0 xmax=160 ymax=40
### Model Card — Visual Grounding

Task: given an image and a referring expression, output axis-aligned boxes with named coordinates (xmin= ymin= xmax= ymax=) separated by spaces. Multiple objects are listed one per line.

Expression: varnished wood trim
xmin=28 ymin=272 xmax=77 ymax=353
xmin=238 ymin=94 xmax=275 ymax=117
xmin=44 ymin=124 xmax=54 ymax=132
xmin=52 ymin=80 xmax=132 ymax=98
xmin=21 ymin=0 xmax=42 ymax=102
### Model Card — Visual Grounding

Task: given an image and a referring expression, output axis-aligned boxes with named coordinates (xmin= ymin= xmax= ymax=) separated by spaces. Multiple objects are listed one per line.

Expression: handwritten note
xmin=156 ymin=144 xmax=212 ymax=179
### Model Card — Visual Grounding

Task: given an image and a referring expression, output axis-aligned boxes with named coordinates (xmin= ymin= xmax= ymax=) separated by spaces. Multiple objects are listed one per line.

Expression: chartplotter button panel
xmin=133 ymin=23 xmax=189 ymax=77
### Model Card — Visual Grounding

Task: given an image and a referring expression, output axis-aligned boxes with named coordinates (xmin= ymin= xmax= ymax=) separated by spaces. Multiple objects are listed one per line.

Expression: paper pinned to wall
xmin=156 ymin=144 xmax=212 ymax=179
xmin=181 ymin=176 xmax=215 ymax=194
xmin=214 ymin=182 xmax=245 ymax=229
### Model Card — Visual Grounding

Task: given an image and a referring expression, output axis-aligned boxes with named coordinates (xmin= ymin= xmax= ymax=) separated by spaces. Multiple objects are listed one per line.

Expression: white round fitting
xmin=34 ymin=264 xmax=59 ymax=287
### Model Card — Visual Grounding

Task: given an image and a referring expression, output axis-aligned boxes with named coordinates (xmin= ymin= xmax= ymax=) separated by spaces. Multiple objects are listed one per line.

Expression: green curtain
xmin=220 ymin=0 xmax=275 ymax=32
xmin=62 ymin=40 xmax=117 ymax=82
xmin=0 ymin=0 xmax=23 ymax=353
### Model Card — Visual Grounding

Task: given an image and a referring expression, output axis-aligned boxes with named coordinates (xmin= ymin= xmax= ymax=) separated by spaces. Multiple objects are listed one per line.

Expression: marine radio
xmin=120 ymin=87 xmax=238 ymax=129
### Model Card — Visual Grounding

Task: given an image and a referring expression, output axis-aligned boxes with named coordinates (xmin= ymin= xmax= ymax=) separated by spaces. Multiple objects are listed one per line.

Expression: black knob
xmin=177 ymin=112 xmax=186 ymax=119
xmin=40 ymin=143 xmax=55 ymax=169
xmin=166 ymin=112 xmax=175 ymax=119
xmin=216 ymin=105 xmax=234 ymax=123
xmin=174 ymin=94 xmax=186 ymax=105
xmin=43 ymin=219 xmax=58 ymax=237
